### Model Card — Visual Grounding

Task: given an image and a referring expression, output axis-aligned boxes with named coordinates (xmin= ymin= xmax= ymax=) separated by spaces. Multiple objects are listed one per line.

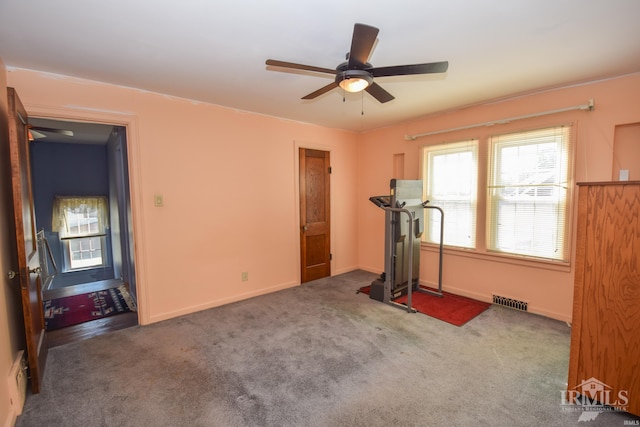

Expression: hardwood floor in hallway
xmin=43 ymin=279 xmax=138 ymax=348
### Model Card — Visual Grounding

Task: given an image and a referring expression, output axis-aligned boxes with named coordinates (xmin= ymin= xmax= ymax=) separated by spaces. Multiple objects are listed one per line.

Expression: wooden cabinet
xmin=568 ymin=181 xmax=640 ymax=416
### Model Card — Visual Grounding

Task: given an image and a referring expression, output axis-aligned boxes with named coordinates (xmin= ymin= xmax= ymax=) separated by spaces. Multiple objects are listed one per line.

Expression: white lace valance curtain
xmin=52 ymin=196 xmax=109 ymax=239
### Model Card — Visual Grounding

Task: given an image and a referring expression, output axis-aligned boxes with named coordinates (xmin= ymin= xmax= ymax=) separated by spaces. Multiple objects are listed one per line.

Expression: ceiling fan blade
xmin=30 ymin=130 xmax=47 ymax=140
xmin=266 ymin=59 xmax=337 ymax=75
xmin=365 ymin=82 xmax=395 ymax=103
xmin=29 ymin=125 xmax=74 ymax=137
xmin=348 ymin=23 xmax=379 ymax=69
xmin=302 ymin=82 xmax=338 ymax=100
xmin=369 ymin=61 xmax=449 ymax=78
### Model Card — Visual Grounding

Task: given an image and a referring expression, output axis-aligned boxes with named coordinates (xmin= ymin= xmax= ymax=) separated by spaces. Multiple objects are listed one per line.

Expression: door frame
xmin=293 ymin=141 xmax=333 ymax=283
xmin=22 ymin=104 xmax=150 ymax=324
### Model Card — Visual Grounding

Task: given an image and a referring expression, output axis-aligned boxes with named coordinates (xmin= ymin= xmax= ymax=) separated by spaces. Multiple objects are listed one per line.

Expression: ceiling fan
xmin=266 ymin=23 xmax=449 ymax=103
xmin=28 ymin=124 xmax=74 ymax=140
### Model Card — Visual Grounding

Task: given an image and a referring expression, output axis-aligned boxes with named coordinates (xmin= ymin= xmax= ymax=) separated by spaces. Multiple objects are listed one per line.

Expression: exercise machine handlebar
xmin=421 ymin=201 xmax=444 ymax=298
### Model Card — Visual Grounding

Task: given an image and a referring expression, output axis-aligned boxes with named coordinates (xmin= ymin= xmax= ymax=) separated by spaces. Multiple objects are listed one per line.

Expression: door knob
xmin=302 ymin=225 xmax=308 ymax=232
xmin=7 ymin=270 xmax=17 ymax=279
xmin=29 ymin=267 xmax=42 ymax=275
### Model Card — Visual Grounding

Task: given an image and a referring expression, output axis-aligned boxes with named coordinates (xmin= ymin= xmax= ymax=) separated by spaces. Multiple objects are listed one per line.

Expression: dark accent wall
xmin=30 ymin=141 xmax=114 ymax=286
xmin=31 ymin=141 xmax=109 ymax=228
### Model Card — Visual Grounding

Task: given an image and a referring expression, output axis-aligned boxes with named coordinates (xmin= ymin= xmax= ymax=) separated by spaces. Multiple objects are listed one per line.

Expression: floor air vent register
xmin=492 ymin=294 xmax=528 ymax=312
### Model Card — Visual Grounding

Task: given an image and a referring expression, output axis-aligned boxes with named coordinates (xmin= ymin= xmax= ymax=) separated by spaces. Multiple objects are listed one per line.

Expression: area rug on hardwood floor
xmin=358 ymin=285 xmax=491 ymax=326
xmin=44 ymin=285 xmax=137 ymax=330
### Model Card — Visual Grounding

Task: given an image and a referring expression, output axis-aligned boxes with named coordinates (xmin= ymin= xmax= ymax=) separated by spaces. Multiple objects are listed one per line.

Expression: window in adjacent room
xmin=421 ymin=139 xmax=479 ymax=249
xmin=487 ymin=125 xmax=572 ymax=261
xmin=52 ymin=196 xmax=109 ymax=271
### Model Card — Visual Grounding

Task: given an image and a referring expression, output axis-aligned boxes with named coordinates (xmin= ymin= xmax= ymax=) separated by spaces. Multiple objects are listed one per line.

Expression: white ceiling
xmin=1 ymin=0 xmax=640 ymax=133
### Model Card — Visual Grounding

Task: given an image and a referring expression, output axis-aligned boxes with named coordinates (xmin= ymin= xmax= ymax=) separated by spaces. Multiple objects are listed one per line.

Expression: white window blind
xmin=422 ymin=140 xmax=478 ymax=248
xmin=487 ymin=126 xmax=572 ymax=261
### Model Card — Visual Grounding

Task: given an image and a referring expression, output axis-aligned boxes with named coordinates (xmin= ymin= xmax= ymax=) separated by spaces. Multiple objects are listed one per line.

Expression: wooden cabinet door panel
xmin=569 ymin=182 xmax=640 ymax=415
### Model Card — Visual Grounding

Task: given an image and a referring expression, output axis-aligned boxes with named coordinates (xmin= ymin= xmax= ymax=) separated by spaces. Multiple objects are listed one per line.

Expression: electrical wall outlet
xmin=241 ymin=272 xmax=248 ymax=282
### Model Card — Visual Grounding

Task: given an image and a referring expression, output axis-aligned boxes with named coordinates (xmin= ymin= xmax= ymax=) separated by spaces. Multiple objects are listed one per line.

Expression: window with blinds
xmin=422 ymin=140 xmax=478 ymax=248
xmin=487 ymin=126 xmax=572 ymax=261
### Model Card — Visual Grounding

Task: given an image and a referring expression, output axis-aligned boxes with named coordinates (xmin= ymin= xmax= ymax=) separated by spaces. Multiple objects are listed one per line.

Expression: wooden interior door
xmin=299 ymin=148 xmax=330 ymax=283
xmin=7 ymin=87 xmax=48 ymax=393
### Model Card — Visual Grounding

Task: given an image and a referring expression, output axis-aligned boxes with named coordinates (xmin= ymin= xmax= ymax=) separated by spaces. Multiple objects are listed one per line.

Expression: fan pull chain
xmin=361 ymin=92 xmax=364 ymax=115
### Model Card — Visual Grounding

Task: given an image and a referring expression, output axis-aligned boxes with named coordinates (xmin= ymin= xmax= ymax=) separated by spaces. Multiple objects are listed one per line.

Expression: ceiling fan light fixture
xmin=267 ymin=23 xmax=448 ymax=103
xmin=336 ymin=70 xmax=373 ymax=93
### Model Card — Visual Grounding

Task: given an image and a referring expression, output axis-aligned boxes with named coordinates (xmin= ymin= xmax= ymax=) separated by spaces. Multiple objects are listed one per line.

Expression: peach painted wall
xmin=6 ymin=68 xmax=359 ymax=325
xmin=613 ymin=122 xmax=640 ymax=180
xmin=5 ymin=64 xmax=639 ymax=332
xmin=358 ymin=73 xmax=640 ymax=322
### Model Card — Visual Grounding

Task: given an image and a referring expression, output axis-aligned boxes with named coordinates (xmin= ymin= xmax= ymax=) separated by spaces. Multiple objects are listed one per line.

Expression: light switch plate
xmin=154 ymin=194 xmax=164 ymax=207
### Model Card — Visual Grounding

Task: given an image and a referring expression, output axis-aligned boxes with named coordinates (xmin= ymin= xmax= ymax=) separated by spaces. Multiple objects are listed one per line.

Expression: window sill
xmin=61 ymin=265 xmax=108 ymax=274
xmin=420 ymin=242 xmax=571 ymax=273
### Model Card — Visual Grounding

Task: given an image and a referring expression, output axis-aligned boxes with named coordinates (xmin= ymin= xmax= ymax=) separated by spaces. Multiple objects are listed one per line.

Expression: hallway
xmin=43 ymin=280 xmax=138 ymax=348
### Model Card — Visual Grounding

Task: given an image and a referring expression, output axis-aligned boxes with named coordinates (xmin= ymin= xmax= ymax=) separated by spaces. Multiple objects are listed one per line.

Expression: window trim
xmin=419 ymin=122 xmax=576 ymax=267
xmin=486 ymin=125 xmax=573 ymax=262
xmin=421 ymin=139 xmax=479 ymax=249
xmin=52 ymin=195 xmax=111 ymax=273
xmin=420 ymin=242 xmax=571 ymax=272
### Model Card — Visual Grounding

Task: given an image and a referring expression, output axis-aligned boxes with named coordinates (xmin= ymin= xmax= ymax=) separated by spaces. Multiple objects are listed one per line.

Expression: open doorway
xmin=29 ymin=117 xmax=138 ymax=345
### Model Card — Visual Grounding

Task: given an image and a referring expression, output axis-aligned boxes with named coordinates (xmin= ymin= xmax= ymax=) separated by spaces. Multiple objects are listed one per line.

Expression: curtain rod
xmin=404 ymin=99 xmax=595 ymax=141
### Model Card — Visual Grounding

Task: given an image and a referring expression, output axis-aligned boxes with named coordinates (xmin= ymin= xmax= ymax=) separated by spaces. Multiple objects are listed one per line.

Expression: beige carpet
xmin=16 ymin=270 xmax=639 ymax=426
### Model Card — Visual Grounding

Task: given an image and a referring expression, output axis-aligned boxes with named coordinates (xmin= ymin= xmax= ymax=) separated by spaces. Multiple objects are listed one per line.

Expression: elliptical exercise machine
xmin=368 ymin=179 xmax=444 ymax=313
